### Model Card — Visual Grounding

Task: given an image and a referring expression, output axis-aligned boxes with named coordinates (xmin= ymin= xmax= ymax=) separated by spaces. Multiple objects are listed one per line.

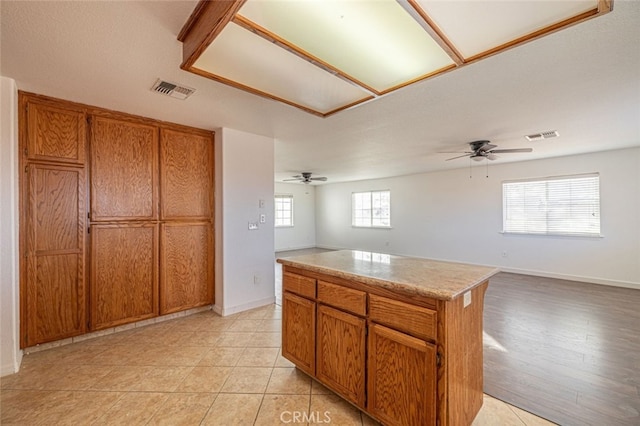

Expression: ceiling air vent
xmin=151 ymin=79 xmax=195 ymax=100
xmin=525 ymin=130 xmax=559 ymax=142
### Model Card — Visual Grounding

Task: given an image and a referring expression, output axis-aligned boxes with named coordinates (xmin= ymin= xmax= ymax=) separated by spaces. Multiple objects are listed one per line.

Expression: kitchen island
xmin=277 ymin=250 xmax=499 ymax=426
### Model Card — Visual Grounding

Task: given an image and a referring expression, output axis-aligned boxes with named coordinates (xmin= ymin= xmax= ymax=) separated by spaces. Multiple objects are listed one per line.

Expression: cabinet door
xmin=160 ymin=128 xmax=213 ymax=220
xmin=90 ymin=224 xmax=158 ymax=330
xmin=23 ymin=164 xmax=86 ymax=347
xmin=160 ymin=222 xmax=213 ymax=314
xmin=367 ymin=324 xmax=437 ymax=426
xmin=90 ymin=117 xmax=158 ymax=221
xmin=26 ymin=99 xmax=86 ymax=164
xmin=282 ymin=292 xmax=316 ymax=375
xmin=316 ymin=304 xmax=366 ymax=407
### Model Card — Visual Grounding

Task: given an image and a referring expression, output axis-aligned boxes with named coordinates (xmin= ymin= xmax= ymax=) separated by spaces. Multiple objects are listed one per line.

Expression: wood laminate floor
xmin=484 ymin=272 xmax=640 ymax=426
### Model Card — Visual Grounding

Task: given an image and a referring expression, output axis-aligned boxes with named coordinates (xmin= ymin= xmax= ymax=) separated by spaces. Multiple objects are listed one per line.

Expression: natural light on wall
xmin=179 ymin=0 xmax=611 ymax=117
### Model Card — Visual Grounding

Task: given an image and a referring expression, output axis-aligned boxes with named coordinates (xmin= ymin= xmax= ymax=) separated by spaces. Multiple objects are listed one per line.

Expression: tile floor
xmin=1 ymin=304 xmax=555 ymax=425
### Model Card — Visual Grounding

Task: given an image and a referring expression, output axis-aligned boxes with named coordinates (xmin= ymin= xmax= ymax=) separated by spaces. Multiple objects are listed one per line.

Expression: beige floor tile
xmin=146 ymin=392 xmax=217 ymax=425
xmin=151 ymin=345 xmax=210 ymax=366
xmin=201 ymin=393 xmax=263 ymax=425
xmin=266 ymin=367 xmax=312 ymax=394
xmin=1 ymin=389 xmax=122 ymax=424
xmin=20 ymin=342 xmax=109 ymax=365
xmin=237 ymin=308 xmax=271 ymax=320
xmin=176 ymin=366 xmax=233 ymax=393
xmin=362 ymin=411 xmax=382 ymax=425
xmin=227 ymin=319 xmax=263 ymax=332
xmin=221 ymin=367 xmax=273 ymax=393
xmin=310 ymin=393 xmax=362 ymax=426
xmin=90 ymin=366 xmax=193 ymax=392
xmin=257 ymin=319 xmax=282 ymax=332
xmin=93 ymin=392 xmax=168 ymax=425
xmin=39 ymin=365 xmax=115 ymax=390
xmin=274 ymin=349 xmax=295 ymax=368
xmin=237 ymin=347 xmax=280 ymax=367
xmin=510 ymin=405 xmax=558 ymax=425
xmin=247 ymin=332 xmax=281 ymax=348
xmin=198 ymin=347 xmax=244 ymax=366
xmin=217 ymin=332 xmax=257 ymax=347
xmin=311 ymin=379 xmax=334 ymax=395
xmin=255 ymin=394 xmax=311 ymax=426
xmin=0 ymin=363 xmax=76 ymax=390
xmin=472 ymin=394 xmax=526 ymax=426
xmin=175 ymin=330 xmax=223 ymax=347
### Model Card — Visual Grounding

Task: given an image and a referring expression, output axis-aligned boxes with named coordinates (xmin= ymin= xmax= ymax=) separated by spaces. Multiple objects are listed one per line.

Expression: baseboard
xmin=220 ymin=296 xmax=276 ymax=316
xmin=500 ymin=267 xmax=640 ymax=290
xmin=275 ymin=245 xmax=317 ymax=253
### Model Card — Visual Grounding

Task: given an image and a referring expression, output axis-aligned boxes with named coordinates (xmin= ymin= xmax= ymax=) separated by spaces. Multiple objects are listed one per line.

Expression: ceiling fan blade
xmin=490 ymin=148 xmax=533 ymax=153
xmin=478 ymin=143 xmax=497 ymax=152
xmin=310 ymin=177 xmax=327 ymax=181
xmin=283 ymin=178 xmax=302 ymax=181
xmin=446 ymin=154 xmax=471 ymax=161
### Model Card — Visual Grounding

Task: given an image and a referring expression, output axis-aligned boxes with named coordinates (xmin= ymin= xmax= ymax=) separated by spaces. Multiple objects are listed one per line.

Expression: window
xmin=502 ymin=173 xmax=600 ymax=236
xmin=275 ymin=194 xmax=293 ymax=227
xmin=352 ymin=190 xmax=391 ymax=227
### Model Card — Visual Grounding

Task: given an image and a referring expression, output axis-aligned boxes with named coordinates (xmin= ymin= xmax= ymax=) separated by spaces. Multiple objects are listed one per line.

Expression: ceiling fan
xmin=446 ymin=140 xmax=532 ymax=161
xmin=283 ymin=172 xmax=328 ymax=184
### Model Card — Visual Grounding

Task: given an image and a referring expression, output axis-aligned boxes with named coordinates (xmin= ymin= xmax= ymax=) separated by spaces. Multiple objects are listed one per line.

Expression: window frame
xmin=274 ymin=194 xmax=294 ymax=228
xmin=351 ymin=190 xmax=391 ymax=228
xmin=502 ymin=173 xmax=601 ymax=237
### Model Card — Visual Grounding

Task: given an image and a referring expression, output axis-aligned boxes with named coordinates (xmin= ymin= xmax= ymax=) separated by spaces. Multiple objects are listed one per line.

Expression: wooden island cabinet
xmin=278 ymin=250 xmax=498 ymax=426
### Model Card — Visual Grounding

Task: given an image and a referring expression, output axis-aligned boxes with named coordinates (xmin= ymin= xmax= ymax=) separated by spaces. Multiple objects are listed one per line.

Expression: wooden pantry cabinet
xmin=19 ymin=92 xmax=215 ymax=347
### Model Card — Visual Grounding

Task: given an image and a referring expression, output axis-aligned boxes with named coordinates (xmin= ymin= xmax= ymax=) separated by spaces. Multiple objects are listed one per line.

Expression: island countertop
xmin=277 ymin=250 xmax=499 ymax=300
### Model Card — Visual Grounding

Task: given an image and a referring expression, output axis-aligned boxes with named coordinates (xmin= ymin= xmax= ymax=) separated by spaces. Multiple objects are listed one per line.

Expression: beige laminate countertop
xmin=277 ymin=250 xmax=499 ymax=301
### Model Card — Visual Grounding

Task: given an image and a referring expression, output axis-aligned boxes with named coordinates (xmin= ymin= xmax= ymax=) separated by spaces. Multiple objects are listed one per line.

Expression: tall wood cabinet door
xmin=90 ymin=224 xmax=158 ymax=330
xmin=25 ymin=99 xmax=86 ymax=165
xmin=160 ymin=128 xmax=213 ymax=220
xmin=367 ymin=324 xmax=437 ymax=426
xmin=316 ymin=304 xmax=366 ymax=407
xmin=282 ymin=292 xmax=316 ymax=375
xmin=24 ymin=164 xmax=86 ymax=347
xmin=90 ymin=117 xmax=158 ymax=221
xmin=160 ymin=222 xmax=213 ymax=314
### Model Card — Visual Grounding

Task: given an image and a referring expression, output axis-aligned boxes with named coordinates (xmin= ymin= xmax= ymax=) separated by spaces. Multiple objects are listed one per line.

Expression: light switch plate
xmin=463 ymin=291 xmax=472 ymax=308
xmin=248 ymin=222 xmax=258 ymax=230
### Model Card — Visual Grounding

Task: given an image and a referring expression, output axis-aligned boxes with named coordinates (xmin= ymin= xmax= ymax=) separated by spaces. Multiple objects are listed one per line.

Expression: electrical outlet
xmin=501 ymin=251 xmax=508 ymax=258
xmin=260 ymin=214 xmax=266 ymax=223
xmin=253 ymin=274 xmax=260 ymax=285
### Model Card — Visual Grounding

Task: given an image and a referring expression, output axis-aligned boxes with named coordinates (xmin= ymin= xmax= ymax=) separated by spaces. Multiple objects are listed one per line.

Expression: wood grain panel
xmin=90 ymin=224 xmax=158 ymax=330
xmin=90 ymin=116 xmax=158 ymax=221
xmin=436 ymin=282 xmax=486 ymax=426
xmin=160 ymin=128 xmax=213 ymax=220
xmin=24 ymin=164 xmax=86 ymax=347
xmin=369 ymin=294 xmax=437 ymax=341
xmin=282 ymin=291 xmax=316 ymax=375
xmin=283 ymin=271 xmax=316 ymax=299
xmin=367 ymin=323 xmax=436 ymax=426
xmin=160 ymin=222 xmax=213 ymax=314
xmin=316 ymin=304 xmax=366 ymax=407
xmin=317 ymin=280 xmax=366 ymax=316
xmin=26 ymin=100 xmax=85 ymax=164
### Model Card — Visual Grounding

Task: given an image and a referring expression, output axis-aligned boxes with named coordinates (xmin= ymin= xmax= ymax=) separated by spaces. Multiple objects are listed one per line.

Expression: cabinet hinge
xmin=436 ymin=352 xmax=442 ymax=368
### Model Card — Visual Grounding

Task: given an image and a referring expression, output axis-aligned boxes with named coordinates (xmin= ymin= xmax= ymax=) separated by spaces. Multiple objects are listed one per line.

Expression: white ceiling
xmin=2 ymin=1 xmax=639 ymax=184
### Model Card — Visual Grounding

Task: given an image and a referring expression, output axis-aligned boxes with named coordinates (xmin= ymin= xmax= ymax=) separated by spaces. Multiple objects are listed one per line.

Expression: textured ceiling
xmin=1 ymin=1 xmax=639 ymax=184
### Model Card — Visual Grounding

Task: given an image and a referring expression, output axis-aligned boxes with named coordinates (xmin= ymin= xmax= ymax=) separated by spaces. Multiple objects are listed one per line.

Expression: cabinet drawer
xmin=283 ymin=272 xmax=316 ymax=299
xmin=318 ymin=281 xmax=366 ymax=316
xmin=369 ymin=294 xmax=436 ymax=341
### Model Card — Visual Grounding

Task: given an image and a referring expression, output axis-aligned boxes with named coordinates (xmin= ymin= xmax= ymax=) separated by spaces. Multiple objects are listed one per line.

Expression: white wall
xmin=0 ymin=76 xmax=22 ymax=375
xmin=216 ymin=128 xmax=276 ymax=315
xmin=274 ymin=182 xmax=316 ymax=251
xmin=316 ymin=148 xmax=640 ymax=288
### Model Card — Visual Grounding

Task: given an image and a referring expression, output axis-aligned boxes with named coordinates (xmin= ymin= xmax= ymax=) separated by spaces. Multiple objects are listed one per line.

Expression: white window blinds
xmin=503 ymin=173 xmax=600 ymax=236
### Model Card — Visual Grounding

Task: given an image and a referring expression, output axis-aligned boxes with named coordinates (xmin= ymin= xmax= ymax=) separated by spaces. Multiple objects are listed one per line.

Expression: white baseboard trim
xmin=499 ymin=267 xmax=640 ymax=290
xmin=275 ymin=245 xmax=317 ymax=253
xmin=219 ymin=296 xmax=276 ymax=317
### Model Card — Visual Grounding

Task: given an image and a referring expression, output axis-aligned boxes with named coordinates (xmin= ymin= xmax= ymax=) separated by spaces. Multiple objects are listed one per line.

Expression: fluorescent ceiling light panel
xmin=193 ymin=23 xmax=372 ymax=114
xmin=416 ymin=0 xmax=599 ymax=58
xmin=238 ymin=0 xmax=455 ymax=93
